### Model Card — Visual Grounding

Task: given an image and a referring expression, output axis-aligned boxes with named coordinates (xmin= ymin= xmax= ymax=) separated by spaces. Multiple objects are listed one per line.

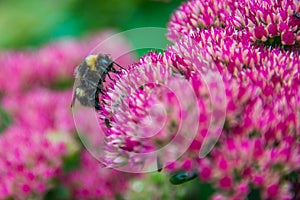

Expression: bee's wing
xmin=71 ymin=66 xmax=81 ymax=108
xmin=71 ymin=91 xmax=76 ymax=108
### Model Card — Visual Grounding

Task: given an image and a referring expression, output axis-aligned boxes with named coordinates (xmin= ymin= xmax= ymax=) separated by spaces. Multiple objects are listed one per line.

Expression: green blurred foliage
xmin=44 ymin=183 xmax=71 ymax=200
xmin=0 ymin=0 xmax=75 ymax=48
xmin=0 ymin=0 xmax=183 ymax=49
xmin=126 ymin=172 xmax=215 ymax=200
xmin=0 ymin=106 xmax=11 ymax=133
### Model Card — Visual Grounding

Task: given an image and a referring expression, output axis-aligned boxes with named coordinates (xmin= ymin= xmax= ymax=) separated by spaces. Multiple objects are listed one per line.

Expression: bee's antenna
xmin=113 ymin=61 xmax=126 ymax=70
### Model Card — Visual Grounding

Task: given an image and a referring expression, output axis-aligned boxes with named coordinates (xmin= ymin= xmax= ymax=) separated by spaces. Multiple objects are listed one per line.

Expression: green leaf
xmin=0 ymin=106 xmax=11 ymax=133
xmin=286 ymin=171 xmax=299 ymax=182
xmin=50 ymin=78 xmax=74 ymax=90
xmin=169 ymin=171 xmax=198 ymax=185
xmin=44 ymin=185 xmax=70 ymax=200
xmin=247 ymin=187 xmax=262 ymax=200
xmin=183 ymin=181 xmax=215 ymax=200
xmin=62 ymin=150 xmax=81 ymax=172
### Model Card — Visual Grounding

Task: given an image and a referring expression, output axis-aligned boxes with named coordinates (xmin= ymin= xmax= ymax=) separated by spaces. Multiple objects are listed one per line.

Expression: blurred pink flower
xmin=2 ymin=89 xmax=74 ymax=133
xmin=0 ymin=30 xmax=135 ymax=94
xmin=0 ymin=30 xmax=136 ymax=199
xmin=61 ymin=151 xmax=129 ymax=200
xmin=0 ymin=125 xmax=66 ymax=199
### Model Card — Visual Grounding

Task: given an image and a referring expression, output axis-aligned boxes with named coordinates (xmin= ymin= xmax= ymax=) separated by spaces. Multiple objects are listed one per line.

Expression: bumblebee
xmin=71 ymin=54 xmax=123 ymax=110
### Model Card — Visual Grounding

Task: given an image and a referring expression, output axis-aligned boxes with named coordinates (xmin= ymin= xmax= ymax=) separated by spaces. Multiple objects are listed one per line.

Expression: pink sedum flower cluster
xmin=0 ymin=125 xmax=66 ymax=199
xmin=99 ymin=0 xmax=300 ymax=199
xmin=2 ymin=89 xmax=74 ymax=133
xmin=168 ymin=0 xmax=300 ymax=49
xmin=0 ymin=89 xmax=72 ymax=199
xmin=100 ymin=53 xmax=184 ymax=169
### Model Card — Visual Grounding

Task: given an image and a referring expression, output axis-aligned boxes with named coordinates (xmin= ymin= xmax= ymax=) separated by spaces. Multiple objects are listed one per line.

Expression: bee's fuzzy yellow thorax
xmin=85 ymin=55 xmax=98 ymax=71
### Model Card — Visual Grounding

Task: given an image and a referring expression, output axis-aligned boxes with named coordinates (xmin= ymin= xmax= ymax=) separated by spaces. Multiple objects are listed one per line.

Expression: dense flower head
xmin=244 ymin=1 xmax=300 ymax=46
xmin=100 ymin=52 xmax=178 ymax=168
xmin=99 ymin=16 xmax=300 ymax=197
xmin=199 ymin=132 xmax=300 ymax=199
xmin=168 ymin=0 xmax=300 ymax=49
xmin=167 ymin=0 xmax=238 ymax=40
xmin=169 ymin=28 xmax=300 ymax=99
xmin=231 ymin=0 xmax=300 ymax=47
xmin=165 ymin=27 xmax=300 ymax=198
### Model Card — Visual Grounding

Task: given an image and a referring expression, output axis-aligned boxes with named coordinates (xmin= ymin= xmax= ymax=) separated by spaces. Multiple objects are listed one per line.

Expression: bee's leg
xmin=97 ymin=81 xmax=105 ymax=95
xmin=111 ymin=67 xmax=117 ymax=73
xmin=95 ymin=102 xmax=101 ymax=110
xmin=107 ymin=72 xmax=114 ymax=81
xmin=111 ymin=67 xmax=123 ymax=75
xmin=94 ymin=89 xmax=101 ymax=110
xmin=99 ymin=89 xmax=105 ymax=95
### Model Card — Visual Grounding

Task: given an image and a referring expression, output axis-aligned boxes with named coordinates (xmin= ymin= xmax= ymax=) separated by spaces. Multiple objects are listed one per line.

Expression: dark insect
xmin=293 ymin=13 xmax=300 ymax=19
xmin=169 ymin=170 xmax=198 ymax=185
xmin=71 ymin=54 xmax=124 ymax=110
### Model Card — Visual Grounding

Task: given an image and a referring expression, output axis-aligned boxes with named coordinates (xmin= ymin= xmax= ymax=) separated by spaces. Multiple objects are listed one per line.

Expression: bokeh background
xmin=0 ymin=0 xmax=182 ymax=50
